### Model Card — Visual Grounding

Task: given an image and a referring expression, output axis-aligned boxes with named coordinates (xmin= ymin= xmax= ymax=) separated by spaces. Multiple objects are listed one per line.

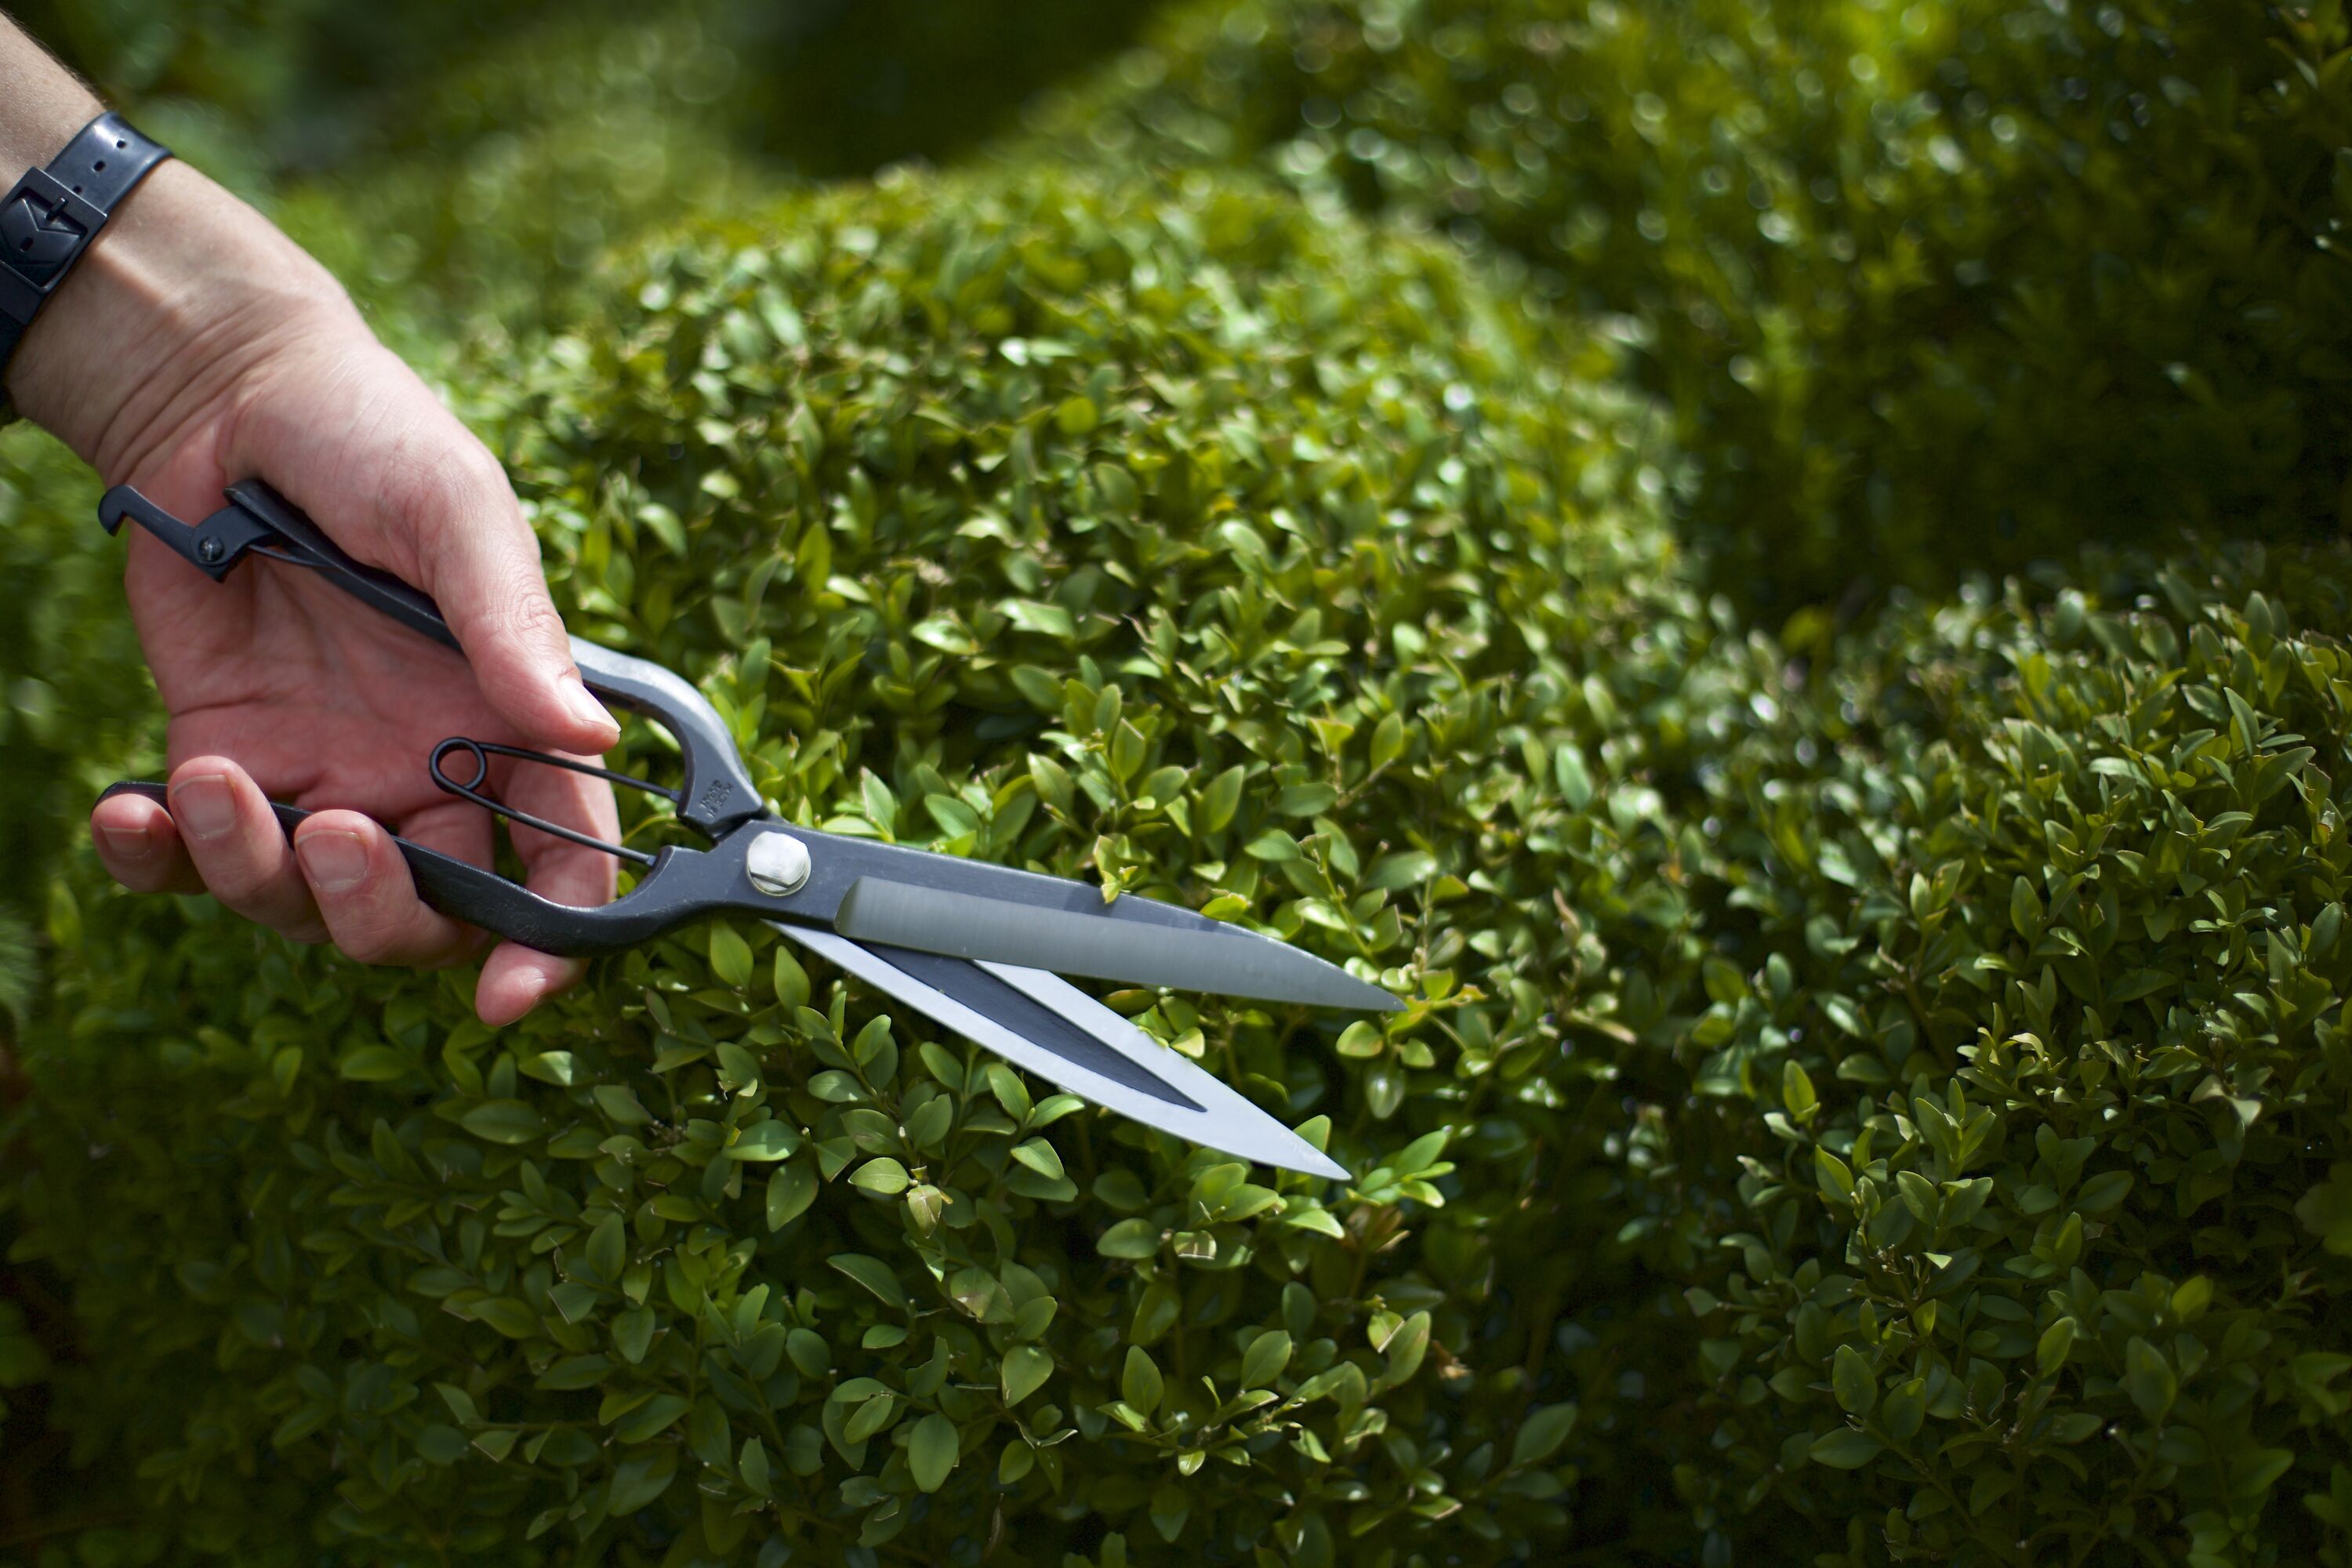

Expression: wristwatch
xmin=0 ymin=111 xmax=173 ymax=426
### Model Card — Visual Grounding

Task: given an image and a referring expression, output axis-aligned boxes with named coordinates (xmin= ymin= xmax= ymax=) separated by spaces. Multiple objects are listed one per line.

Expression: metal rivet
xmin=196 ymin=535 xmax=224 ymax=564
xmin=746 ymin=829 xmax=811 ymax=898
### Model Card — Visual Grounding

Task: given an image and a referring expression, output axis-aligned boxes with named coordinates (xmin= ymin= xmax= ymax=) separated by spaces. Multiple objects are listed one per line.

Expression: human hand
xmin=7 ymin=158 xmax=620 ymax=1025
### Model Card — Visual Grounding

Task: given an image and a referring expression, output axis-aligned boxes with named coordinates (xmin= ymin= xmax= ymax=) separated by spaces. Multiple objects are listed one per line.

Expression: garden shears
xmin=96 ymin=482 xmax=1397 ymax=1178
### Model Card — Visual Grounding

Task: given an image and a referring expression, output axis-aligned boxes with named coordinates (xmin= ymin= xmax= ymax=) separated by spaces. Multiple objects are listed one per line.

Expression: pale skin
xmin=2 ymin=15 xmax=618 ymax=1025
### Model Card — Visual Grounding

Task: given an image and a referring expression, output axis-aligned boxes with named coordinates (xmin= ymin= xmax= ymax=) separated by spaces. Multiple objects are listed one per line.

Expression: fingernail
xmin=561 ymin=676 xmax=618 ymax=745
xmin=296 ymin=830 xmax=369 ymax=893
xmin=170 ymin=773 xmax=237 ymax=839
xmin=95 ymin=821 xmax=151 ymax=859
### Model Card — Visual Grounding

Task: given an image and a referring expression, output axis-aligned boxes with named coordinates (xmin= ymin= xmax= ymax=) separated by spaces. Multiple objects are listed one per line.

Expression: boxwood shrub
xmin=1029 ymin=0 xmax=2352 ymax=608
xmin=0 ymin=434 xmax=147 ymax=1004
xmin=1629 ymin=545 xmax=2352 ymax=1565
xmin=8 ymin=168 xmax=1741 ymax=1563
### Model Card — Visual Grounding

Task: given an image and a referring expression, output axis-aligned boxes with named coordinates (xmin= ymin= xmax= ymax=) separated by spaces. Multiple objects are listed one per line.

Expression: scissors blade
xmin=750 ymin=828 xmax=1401 ymax=1011
xmin=773 ymin=924 xmax=1349 ymax=1180
xmin=827 ymin=877 xmax=1400 ymax=1012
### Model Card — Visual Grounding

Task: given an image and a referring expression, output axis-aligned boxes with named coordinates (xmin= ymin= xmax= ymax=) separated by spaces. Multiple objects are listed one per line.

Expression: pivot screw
xmin=196 ymin=535 xmax=224 ymax=564
xmin=746 ymin=829 xmax=812 ymax=898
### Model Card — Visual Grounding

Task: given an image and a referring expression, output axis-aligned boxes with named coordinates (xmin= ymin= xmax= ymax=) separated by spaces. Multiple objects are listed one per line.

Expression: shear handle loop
xmin=428 ymin=736 xmax=669 ymax=869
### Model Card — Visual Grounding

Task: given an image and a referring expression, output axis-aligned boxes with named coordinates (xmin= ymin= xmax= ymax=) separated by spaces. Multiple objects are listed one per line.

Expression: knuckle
xmin=320 ymin=895 xmax=411 ymax=964
xmin=394 ymin=441 xmax=506 ymax=536
xmin=205 ymin=862 xmax=289 ymax=910
xmin=482 ymin=590 xmax=567 ymax=653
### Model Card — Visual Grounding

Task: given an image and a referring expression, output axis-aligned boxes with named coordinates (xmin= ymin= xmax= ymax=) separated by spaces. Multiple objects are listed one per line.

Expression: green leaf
xmin=2124 ymin=1337 xmax=2177 ymax=1420
xmin=1510 ymin=1403 xmax=1577 ymax=1468
xmin=709 ymin=924 xmax=753 ymax=988
xmin=1780 ymin=1058 xmax=1817 ymax=1120
xmin=469 ymin=1298 xmax=540 ymax=1340
xmin=766 ymin=1163 xmax=817 ymax=1230
xmin=1097 ymin=1218 xmax=1161 ymax=1259
xmin=1009 ymin=1138 xmax=1065 ymax=1181
xmin=773 ymin=945 xmax=811 ymax=1011
xmin=2037 ymin=1316 xmax=2077 ymax=1377
xmin=829 ymin=1254 xmax=909 ymax=1314
xmin=606 ymin=1450 xmax=676 ymax=1515
xmin=1201 ymin=765 xmax=1247 ymax=833
xmin=986 ymin=1064 xmax=1032 ymax=1122
xmin=593 ymin=1085 xmax=655 ymax=1127
xmin=1244 ymin=829 xmax=1299 ymax=862
xmin=338 ymin=1047 xmax=412 ymax=1082
xmin=909 ymin=1411 xmax=960 ymax=1492
xmin=1001 ymin=1344 xmax=1053 ymax=1405
xmin=614 ymin=1305 xmax=656 ymax=1365
xmin=1831 ymin=1345 xmax=1875 ymax=1416
xmin=2074 ymin=1171 xmax=2133 ymax=1213
xmin=739 ymin=1436 xmax=774 ymax=1498
xmin=728 ymin=1121 xmax=799 ymax=1162
xmin=1240 ymin=1330 xmax=1291 ymax=1389
xmin=586 ymin=1213 xmax=626 ymax=1280
xmin=460 ymin=1100 xmax=545 ymax=1145
xmin=614 ymin=1394 xmax=690 ymax=1443
xmin=851 ymin=1157 xmax=910 ymax=1196
xmin=416 ymin=1424 xmax=470 ymax=1465
xmin=1809 ymin=1428 xmax=1886 ymax=1469
xmin=1122 ymin=1347 xmax=1163 ymax=1416
xmin=1381 ymin=1311 xmax=1431 ymax=1388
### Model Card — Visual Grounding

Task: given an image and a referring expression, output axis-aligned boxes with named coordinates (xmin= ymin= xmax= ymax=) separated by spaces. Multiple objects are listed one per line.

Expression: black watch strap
xmin=0 ymin=113 xmax=173 ymax=387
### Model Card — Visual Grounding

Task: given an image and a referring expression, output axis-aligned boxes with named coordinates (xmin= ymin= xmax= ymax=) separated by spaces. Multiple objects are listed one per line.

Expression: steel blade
xmin=774 ymin=924 xmax=1349 ymax=1180
xmin=829 ymin=877 xmax=1400 ymax=1012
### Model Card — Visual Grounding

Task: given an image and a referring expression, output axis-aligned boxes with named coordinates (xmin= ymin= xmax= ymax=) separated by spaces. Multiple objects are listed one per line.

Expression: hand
xmin=8 ymin=160 xmax=620 ymax=1025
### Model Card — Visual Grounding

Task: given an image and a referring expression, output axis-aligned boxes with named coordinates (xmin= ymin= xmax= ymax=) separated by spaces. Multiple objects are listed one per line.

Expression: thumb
xmin=398 ymin=445 xmax=619 ymax=757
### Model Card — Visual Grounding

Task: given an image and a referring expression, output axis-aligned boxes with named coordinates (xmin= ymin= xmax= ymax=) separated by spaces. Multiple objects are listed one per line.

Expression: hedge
xmin=8 ymin=168 xmax=1726 ymax=1563
xmin=1629 ymin=546 xmax=2352 ymax=1565
xmin=10 ymin=6 xmax=2352 ymax=1566
xmin=1028 ymin=0 xmax=2352 ymax=608
xmin=0 ymin=437 xmax=147 ymax=997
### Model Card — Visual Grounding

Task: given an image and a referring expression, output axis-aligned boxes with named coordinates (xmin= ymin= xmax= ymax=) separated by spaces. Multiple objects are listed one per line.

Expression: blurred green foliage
xmin=1029 ymin=0 xmax=2352 ymax=609
xmin=19 ymin=0 xmax=1163 ymax=187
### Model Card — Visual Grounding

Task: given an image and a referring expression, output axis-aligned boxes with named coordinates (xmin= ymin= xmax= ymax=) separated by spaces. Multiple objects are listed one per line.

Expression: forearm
xmin=0 ymin=13 xmax=353 ymax=477
xmin=0 ymin=14 xmax=99 ymax=172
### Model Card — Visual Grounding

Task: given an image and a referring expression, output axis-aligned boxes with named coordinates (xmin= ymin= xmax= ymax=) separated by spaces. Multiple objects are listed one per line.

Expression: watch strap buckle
xmin=0 ymin=168 xmax=109 ymax=325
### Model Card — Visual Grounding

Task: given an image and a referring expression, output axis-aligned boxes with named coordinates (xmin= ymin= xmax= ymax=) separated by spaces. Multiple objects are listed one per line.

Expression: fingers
xmin=290 ymin=808 xmax=481 ymax=969
xmin=475 ymin=770 xmax=619 ymax=1028
xmin=103 ymin=749 xmax=620 ymax=1028
xmin=142 ymin=758 xmax=328 ymax=942
xmin=227 ymin=337 xmax=619 ymax=757
xmin=290 ymin=776 xmax=618 ymax=1028
xmin=384 ymin=429 xmax=618 ymax=759
xmin=90 ymin=788 xmax=204 ymax=895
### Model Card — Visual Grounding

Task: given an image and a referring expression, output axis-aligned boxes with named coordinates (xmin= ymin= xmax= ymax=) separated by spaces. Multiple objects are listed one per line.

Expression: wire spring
xmin=428 ymin=738 xmax=681 ymax=869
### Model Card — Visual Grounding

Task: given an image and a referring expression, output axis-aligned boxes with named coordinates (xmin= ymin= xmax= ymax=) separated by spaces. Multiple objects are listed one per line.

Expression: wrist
xmin=5 ymin=159 xmax=358 ymax=479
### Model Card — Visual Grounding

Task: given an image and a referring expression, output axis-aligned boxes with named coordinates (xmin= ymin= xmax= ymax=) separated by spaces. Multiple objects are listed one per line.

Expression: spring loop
xmin=428 ymin=737 xmax=679 ymax=869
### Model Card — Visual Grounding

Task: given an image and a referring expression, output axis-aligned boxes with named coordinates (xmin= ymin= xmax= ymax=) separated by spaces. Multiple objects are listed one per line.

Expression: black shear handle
xmin=95 ymin=779 xmax=750 ymax=958
xmin=95 ymin=481 xmax=775 ymax=955
xmin=99 ymin=481 xmax=765 ymax=838
xmin=91 ymin=779 xmax=659 ymax=955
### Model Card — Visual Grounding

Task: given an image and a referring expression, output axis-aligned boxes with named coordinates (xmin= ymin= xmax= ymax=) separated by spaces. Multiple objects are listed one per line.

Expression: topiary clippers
xmin=95 ymin=481 xmax=1399 ymax=1177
